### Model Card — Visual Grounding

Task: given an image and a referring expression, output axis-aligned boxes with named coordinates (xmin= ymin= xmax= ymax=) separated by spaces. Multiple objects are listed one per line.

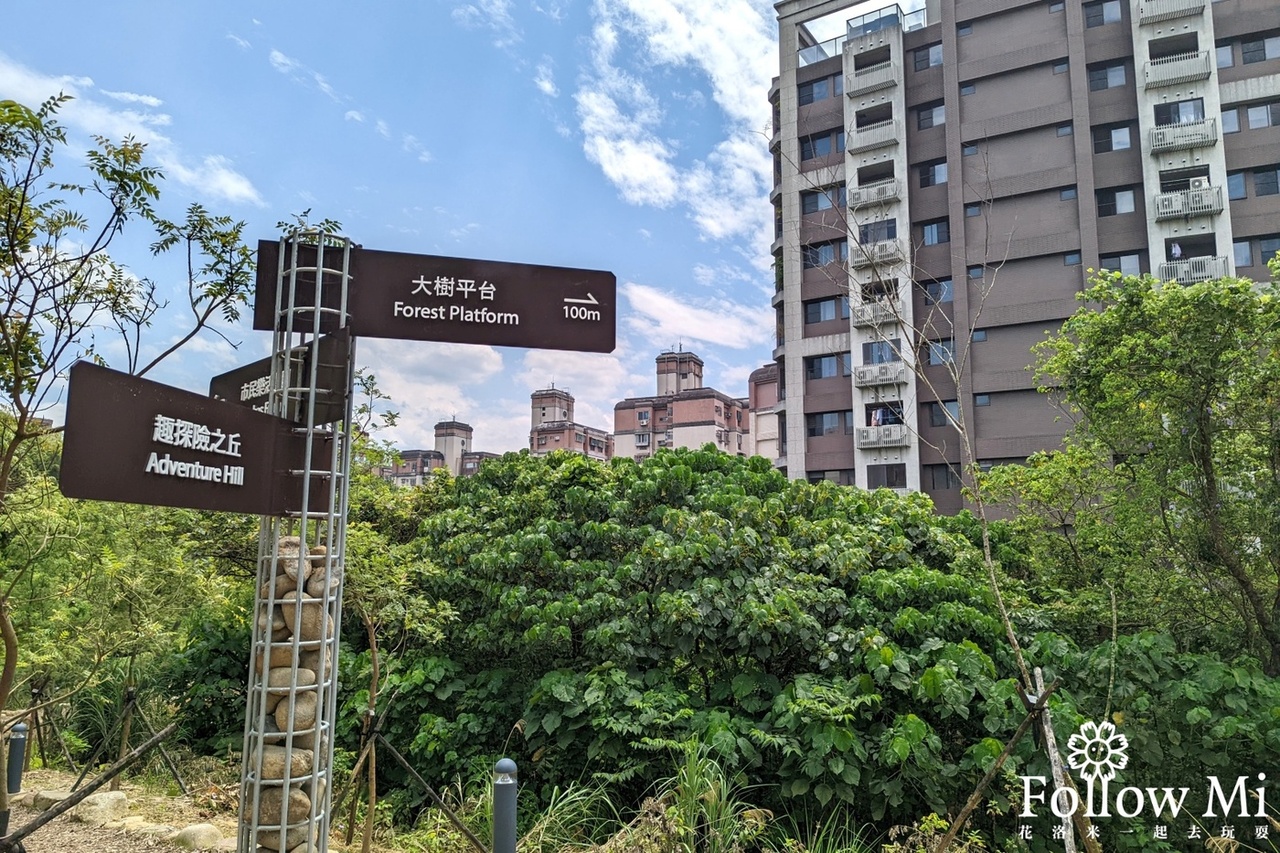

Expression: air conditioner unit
xmin=1188 ymin=176 xmax=1210 ymax=191
xmin=1157 ymin=194 xmax=1184 ymax=215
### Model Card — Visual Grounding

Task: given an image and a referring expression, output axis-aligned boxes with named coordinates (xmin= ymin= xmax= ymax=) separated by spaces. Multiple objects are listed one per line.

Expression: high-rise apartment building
xmin=614 ymin=351 xmax=753 ymax=459
xmin=530 ymin=387 xmax=614 ymax=461
xmin=771 ymin=0 xmax=1280 ymax=511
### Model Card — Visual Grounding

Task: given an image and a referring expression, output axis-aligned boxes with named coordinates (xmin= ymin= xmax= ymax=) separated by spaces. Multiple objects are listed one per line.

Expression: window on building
xmin=917 ymin=101 xmax=945 ymax=130
xmin=1247 ymin=102 xmax=1280 ymax=129
xmin=805 ymin=354 xmax=850 ymax=379
xmin=1092 ymin=123 xmax=1133 ymax=153
xmin=1155 ymin=98 xmax=1204 ymax=125
xmin=927 ymin=400 xmax=960 ymax=428
xmin=807 ymin=469 xmax=856 ymax=486
xmin=1053 ymin=60 xmax=1069 ymax=74
xmin=957 ymin=23 xmax=973 ymax=36
xmin=1255 ymin=166 xmax=1280 ymax=196
xmin=1259 ymin=236 xmax=1280 ymax=266
xmin=922 ymin=219 xmax=951 ymax=245
xmin=972 ymin=329 xmax=988 ymax=342
xmin=1097 ymin=187 xmax=1136 ymax=216
xmin=968 ymin=265 xmax=984 ymax=279
xmin=1087 ymin=62 xmax=1126 ymax=91
xmin=918 ymin=159 xmax=948 ymax=188
xmin=1061 ymin=186 xmax=1078 ymax=200
xmin=802 ymin=239 xmax=848 ymax=268
xmin=866 ymin=401 xmax=904 ymax=427
xmin=537 ymin=435 xmax=547 ymax=446
xmin=860 ymin=218 xmax=897 ymax=243
xmin=1065 ymin=251 xmax=1082 ymax=265
xmin=1216 ymin=43 xmax=1234 ymax=68
xmin=804 ymin=296 xmax=850 ymax=323
xmin=1084 ymin=0 xmax=1122 ymax=27
xmin=867 ymin=463 xmax=908 ymax=489
xmin=806 ymin=411 xmax=842 ymax=437
xmin=1227 ymin=171 xmax=1246 ymax=199
xmin=862 ymin=338 xmax=901 ymax=364
xmin=1242 ymin=35 xmax=1280 ymax=64
xmin=965 ymin=203 xmax=981 ymax=217
xmin=798 ymin=73 xmax=843 ymax=105
xmin=925 ymin=463 xmax=962 ymax=490
xmin=914 ymin=43 xmax=942 ymax=71
xmin=1057 ymin=123 xmax=1073 ymax=136
xmin=960 ymin=83 xmax=976 ymax=96
xmin=927 ymin=337 xmax=955 ymax=365
xmin=1234 ymin=239 xmax=1254 ymax=267
xmin=1049 ymin=0 xmax=1065 ymax=10
xmin=1100 ymin=252 xmax=1142 ymax=276
xmin=801 ymin=185 xmax=846 ymax=213
xmin=1222 ymin=108 xmax=1240 ymax=134
xmin=975 ymin=393 xmax=991 ymax=406
xmin=962 ymin=143 xmax=979 ymax=156
xmin=800 ymin=128 xmax=846 ymax=160
xmin=924 ymin=278 xmax=954 ymax=304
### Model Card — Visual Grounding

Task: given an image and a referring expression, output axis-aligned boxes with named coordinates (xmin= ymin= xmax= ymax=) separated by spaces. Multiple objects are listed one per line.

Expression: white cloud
xmin=534 ymin=58 xmax=558 ymax=97
xmin=268 ymin=49 xmax=342 ymax=103
xmin=573 ymin=0 xmax=775 ymax=245
xmin=375 ymin=120 xmax=391 ymax=139
xmin=344 ymin=110 xmax=364 ymax=122
xmin=0 ymin=54 xmax=264 ymax=208
xmin=227 ymin=33 xmax=251 ymax=50
xmin=101 ymin=90 xmax=162 ymax=108
xmin=621 ymin=281 xmax=772 ymax=350
xmin=452 ymin=0 xmax=522 ymax=48
xmin=402 ymin=133 xmax=433 ymax=164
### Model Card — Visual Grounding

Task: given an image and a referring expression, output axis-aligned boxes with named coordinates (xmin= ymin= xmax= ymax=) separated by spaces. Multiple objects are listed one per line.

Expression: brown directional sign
xmin=60 ymin=361 xmax=330 ymax=516
xmin=254 ymin=241 xmax=616 ymax=353
xmin=209 ymin=328 xmax=352 ymax=425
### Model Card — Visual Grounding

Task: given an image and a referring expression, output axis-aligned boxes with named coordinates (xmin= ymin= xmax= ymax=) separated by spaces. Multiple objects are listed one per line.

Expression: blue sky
xmin=2 ymin=0 xmax=780 ymax=454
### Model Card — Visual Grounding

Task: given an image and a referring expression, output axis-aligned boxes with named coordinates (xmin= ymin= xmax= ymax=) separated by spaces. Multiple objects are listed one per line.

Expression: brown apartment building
xmin=615 ymin=351 xmax=753 ymax=459
xmin=771 ymin=0 xmax=1280 ymax=511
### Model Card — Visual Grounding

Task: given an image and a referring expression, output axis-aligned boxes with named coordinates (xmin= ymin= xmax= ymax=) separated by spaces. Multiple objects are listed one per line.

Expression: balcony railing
xmin=1153 ymin=184 xmax=1224 ymax=220
xmin=1144 ymin=51 xmax=1212 ymax=89
xmin=848 ymin=178 xmax=901 ymax=209
xmin=847 ymin=5 xmax=926 ymax=39
xmin=1149 ymin=118 xmax=1218 ymax=153
xmin=851 ymin=297 xmax=903 ymax=327
xmin=855 ymin=424 xmax=911 ymax=449
xmin=798 ymin=35 xmax=845 ymax=68
xmin=847 ymin=118 xmax=901 ymax=153
xmin=1158 ymin=255 xmax=1230 ymax=283
xmin=850 ymin=238 xmax=907 ymax=269
xmin=853 ymin=361 xmax=908 ymax=387
xmin=1138 ymin=0 xmax=1205 ymax=24
xmin=847 ymin=59 xmax=899 ymax=95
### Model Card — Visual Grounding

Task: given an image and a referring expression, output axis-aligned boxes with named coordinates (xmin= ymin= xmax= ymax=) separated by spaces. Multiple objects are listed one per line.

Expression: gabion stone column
xmin=238 ymin=233 xmax=354 ymax=853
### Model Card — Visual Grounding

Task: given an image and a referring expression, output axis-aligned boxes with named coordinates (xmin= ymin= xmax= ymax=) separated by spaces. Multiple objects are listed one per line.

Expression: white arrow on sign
xmin=563 ymin=293 xmax=600 ymax=306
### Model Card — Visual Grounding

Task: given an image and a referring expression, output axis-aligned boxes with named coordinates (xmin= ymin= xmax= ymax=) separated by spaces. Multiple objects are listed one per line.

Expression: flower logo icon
xmin=1066 ymin=720 xmax=1129 ymax=782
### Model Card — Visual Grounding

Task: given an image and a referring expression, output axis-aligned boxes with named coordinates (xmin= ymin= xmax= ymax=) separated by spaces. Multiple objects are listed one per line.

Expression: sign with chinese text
xmin=254 ymin=241 xmax=616 ymax=353
xmin=60 ymin=361 xmax=325 ymax=515
xmin=209 ymin=328 xmax=351 ymax=424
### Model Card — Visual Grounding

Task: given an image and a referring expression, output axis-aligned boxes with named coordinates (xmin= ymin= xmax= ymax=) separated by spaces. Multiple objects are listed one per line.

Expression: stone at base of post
xmin=493 ymin=758 xmax=517 ymax=853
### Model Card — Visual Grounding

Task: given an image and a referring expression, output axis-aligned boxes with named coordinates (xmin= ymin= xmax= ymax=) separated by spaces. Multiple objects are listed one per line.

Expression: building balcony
xmin=848 ymin=178 xmax=901 ymax=210
xmin=1152 ymin=184 xmax=1224 ymax=221
xmin=1138 ymin=0 xmax=1204 ymax=24
xmin=1149 ymin=118 xmax=1217 ymax=153
xmin=847 ymin=5 xmax=925 ymax=39
xmin=847 ymin=118 xmax=901 ymax=154
xmin=1158 ymin=255 xmax=1230 ymax=283
xmin=852 ymin=361 xmax=908 ymax=387
xmin=850 ymin=238 xmax=907 ymax=269
xmin=847 ymin=59 xmax=900 ymax=96
xmin=1144 ymin=51 xmax=1212 ymax=89
xmin=855 ymin=424 xmax=911 ymax=449
xmin=798 ymin=34 xmax=845 ymax=68
xmin=851 ymin=297 xmax=904 ymax=327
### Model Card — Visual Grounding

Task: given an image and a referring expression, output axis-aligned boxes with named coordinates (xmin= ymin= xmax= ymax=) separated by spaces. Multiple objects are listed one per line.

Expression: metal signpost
xmin=58 ymin=230 xmax=615 ymax=853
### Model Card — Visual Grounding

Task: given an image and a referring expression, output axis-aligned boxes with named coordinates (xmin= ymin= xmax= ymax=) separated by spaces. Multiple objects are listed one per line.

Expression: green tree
xmin=0 ymin=94 xmax=254 ymax=806
xmin=1008 ymin=267 xmax=1280 ymax=674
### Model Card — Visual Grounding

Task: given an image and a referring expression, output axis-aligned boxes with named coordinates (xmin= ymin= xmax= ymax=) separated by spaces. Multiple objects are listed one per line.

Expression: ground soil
xmin=7 ymin=768 xmax=238 ymax=852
